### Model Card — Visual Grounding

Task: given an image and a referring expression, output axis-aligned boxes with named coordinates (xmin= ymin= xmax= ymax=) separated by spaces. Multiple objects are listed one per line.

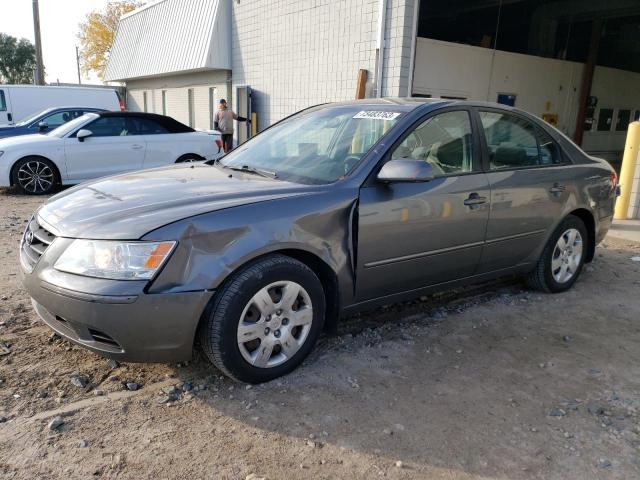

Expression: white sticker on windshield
xmin=353 ymin=111 xmax=401 ymax=120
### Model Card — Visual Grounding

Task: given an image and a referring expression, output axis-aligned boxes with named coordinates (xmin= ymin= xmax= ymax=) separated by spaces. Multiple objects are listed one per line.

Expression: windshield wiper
xmin=225 ymin=164 xmax=278 ymax=179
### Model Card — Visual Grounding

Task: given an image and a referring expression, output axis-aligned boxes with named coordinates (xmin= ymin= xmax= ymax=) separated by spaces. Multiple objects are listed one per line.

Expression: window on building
xmin=187 ymin=88 xmax=195 ymax=128
xmin=143 ymin=91 xmax=148 ymax=112
xmin=161 ymin=90 xmax=167 ymax=116
xmin=479 ymin=111 xmax=539 ymax=169
xmin=0 ymin=91 xmax=6 ymax=111
xmin=391 ymin=111 xmax=474 ymax=176
xmin=616 ymin=109 xmax=631 ymax=132
xmin=597 ymin=108 xmax=614 ymax=132
xmin=208 ymin=87 xmax=217 ymax=130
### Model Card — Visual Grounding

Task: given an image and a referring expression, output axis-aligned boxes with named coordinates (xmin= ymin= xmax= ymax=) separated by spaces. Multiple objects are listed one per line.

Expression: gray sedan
xmin=20 ymin=99 xmax=618 ymax=383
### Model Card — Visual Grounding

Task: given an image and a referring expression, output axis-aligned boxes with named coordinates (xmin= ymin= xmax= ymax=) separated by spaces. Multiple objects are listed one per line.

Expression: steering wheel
xmin=341 ymin=154 xmax=362 ymax=175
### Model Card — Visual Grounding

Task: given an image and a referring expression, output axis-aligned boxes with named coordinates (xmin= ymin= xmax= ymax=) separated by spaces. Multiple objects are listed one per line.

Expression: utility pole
xmin=76 ymin=46 xmax=82 ymax=84
xmin=32 ymin=0 xmax=45 ymax=85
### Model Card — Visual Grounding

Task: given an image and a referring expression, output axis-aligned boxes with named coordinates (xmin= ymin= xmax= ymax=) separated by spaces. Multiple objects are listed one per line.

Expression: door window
xmin=0 ymin=91 xmax=6 ymax=111
xmin=84 ymin=116 xmax=131 ymax=137
xmin=479 ymin=111 xmax=539 ymax=169
xmin=390 ymin=110 xmax=474 ymax=177
xmin=537 ymin=128 xmax=563 ymax=165
xmin=130 ymin=117 xmax=169 ymax=135
xmin=40 ymin=110 xmax=82 ymax=129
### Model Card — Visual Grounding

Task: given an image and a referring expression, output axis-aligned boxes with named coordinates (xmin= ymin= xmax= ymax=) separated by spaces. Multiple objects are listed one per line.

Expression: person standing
xmin=214 ymin=98 xmax=249 ymax=153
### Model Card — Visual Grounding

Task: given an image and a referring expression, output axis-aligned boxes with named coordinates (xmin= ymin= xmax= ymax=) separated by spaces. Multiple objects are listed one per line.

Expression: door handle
xmin=131 ymin=144 xmax=143 ymax=149
xmin=549 ymin=183 xmax=566 ymax=194
xmin=463 ymin=193 xmax=487 ymax=207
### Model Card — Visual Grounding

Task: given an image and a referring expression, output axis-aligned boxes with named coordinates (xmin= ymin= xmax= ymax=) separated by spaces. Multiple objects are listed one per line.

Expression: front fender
xmin=143 ymin=188 xmax=358 ymax=306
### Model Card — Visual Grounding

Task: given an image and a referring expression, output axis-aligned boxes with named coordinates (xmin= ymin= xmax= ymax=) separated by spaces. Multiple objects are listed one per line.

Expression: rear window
xmin=0 ymin=91 xmax=6 ymax=111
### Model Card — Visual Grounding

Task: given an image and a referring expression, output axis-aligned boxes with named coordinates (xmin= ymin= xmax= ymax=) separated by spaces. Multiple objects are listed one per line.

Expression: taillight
xmin=119 ymin=99 xmax=125 ymax=112
xmin=215 ymin=138 xmax=222 ymax=152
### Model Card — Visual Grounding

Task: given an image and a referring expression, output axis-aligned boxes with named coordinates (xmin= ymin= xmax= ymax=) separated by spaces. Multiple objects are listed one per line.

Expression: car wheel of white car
xmin=12 ymin=156 xmax=58 ymax=195
xmin=176 ymin=154 xmax=203 ymax=163
xmin=199 ymin=254 xmax=326 ymax=383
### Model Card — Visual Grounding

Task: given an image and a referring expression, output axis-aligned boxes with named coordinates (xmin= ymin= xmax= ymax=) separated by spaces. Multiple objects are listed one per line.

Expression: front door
xmin=63 ymin=115 xmax=145 ymax=182
xmin=356 ymin=109 xmax=490 ymax=301
xmin=0 ymin=89 xmax=12 ymax=125
xmin=474 ymin=109 xmax=571 ymax=272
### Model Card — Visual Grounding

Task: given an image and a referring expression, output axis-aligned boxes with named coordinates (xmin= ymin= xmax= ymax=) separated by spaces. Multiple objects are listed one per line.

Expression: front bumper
xmin=21 ymin=228 xmax=214 ymax=363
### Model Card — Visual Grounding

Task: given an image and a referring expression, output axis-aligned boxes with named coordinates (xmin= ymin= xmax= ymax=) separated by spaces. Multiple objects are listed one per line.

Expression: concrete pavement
xmin=607 ymin=219 xmax=640 ymax=242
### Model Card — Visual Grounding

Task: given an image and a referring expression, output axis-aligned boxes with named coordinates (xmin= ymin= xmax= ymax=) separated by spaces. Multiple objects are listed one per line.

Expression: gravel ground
xmin=1 ymin=187 xmax=639 ymax=480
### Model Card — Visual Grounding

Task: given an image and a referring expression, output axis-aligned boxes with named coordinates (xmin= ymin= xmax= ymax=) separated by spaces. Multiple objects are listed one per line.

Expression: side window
xmin=85 ymin=116 xmax=130 ymax=137
xmin=0 ymin=91 xmax=6 ymax=111
xmin=131 ymin=118 xmax=169 ymax=135
xmin=391 ymin=110 xmax=474 ymax=177
xmin=479 ymin=111 xmax=539 ymax=169
xmin=41 ymin=111 xmax=73 ymax=129
xmin=537 ymin=129 xmax=563 ymax=165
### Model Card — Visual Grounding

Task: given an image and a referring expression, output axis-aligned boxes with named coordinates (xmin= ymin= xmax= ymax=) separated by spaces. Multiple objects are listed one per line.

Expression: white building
xmin=104 ymin=0 xmax=640 ymax=166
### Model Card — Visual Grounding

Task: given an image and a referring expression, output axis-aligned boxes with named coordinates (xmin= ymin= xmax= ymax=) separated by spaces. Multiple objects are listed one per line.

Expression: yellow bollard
xmin=614 ymin=121 xmax=640 ymax=220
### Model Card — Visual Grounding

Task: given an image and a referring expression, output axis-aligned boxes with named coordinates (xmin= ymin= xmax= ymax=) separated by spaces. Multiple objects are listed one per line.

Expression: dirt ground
xmin=1 ymin=188 xmax=639 ymax=480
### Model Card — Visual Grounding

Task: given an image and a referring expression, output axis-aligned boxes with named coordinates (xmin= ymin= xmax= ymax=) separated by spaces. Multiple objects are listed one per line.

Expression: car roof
xmin=98 ymin=111 xmax=194 ymax=133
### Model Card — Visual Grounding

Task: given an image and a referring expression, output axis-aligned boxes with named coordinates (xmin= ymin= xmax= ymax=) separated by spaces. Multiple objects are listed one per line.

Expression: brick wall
xmin=231 ymin=0 xmax=417 ymax=129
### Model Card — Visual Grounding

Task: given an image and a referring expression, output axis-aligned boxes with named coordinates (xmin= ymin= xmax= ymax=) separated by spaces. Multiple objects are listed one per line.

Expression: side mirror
xmin=76 ymin=129 xmax=93 ymax=142
xmin=377 ymin=159 xmax=435 ymax=183
xmin=38 ymin=121 xmax=48 ymax=132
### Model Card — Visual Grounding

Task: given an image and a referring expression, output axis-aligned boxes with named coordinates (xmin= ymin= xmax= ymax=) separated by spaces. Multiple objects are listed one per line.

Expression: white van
xmin=0 ymin=85 xmax=122 ymax=126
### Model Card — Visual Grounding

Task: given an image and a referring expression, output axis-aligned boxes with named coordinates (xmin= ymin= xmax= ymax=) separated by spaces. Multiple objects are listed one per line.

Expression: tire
xmin=175 ymin=154 xmax=203 ymax=163
xmin=527 ymin=215 xmax=588 ymax=293
xmin=199 ymin=254 xmax=326 ymax=383
xmin=11 ymin=156 xmax=59 ymax=195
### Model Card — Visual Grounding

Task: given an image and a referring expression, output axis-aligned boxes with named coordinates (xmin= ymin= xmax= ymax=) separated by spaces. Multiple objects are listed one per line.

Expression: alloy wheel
xmin=551 ymin=228 xmax=583 ymax=284
xmin=237 ymin=280 xmax=313 ymax=368
xmin=17 ymin=160 xmax=54 ymax=194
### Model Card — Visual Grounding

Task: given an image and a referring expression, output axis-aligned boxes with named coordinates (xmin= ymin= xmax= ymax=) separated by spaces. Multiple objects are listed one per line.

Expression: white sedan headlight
xmin=54 ymin=240 xmax=176 ymax=280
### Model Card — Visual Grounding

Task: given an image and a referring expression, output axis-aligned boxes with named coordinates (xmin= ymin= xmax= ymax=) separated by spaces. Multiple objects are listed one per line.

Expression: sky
xmin=0 ymin=0 xmax=114 ymax=85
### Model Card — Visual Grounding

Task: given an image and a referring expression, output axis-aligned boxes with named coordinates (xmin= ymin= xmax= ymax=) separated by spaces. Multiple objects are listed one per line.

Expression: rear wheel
xmin=12 ymin=156 xmax=58 ymax=195
xmin=527 ymin=215 xmax=588 ymax=293
xmin=199 ymin=255 xmax=325 ymax=383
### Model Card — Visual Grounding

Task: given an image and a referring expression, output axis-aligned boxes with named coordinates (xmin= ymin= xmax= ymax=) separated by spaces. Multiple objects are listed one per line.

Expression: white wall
xmin=231 ymin=0 xmax=417 ymax=128
xmin=412 ymin=37 xmax=640 ymax=159
xmin=126 ymin=70 xmax=230 ymax=130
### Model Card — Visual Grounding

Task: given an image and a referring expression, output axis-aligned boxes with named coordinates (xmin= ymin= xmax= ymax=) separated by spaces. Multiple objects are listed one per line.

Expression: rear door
xmin=356 ymin=108 xmax=490 ymax=301
xmin=475 ymin=109 xmax=572 ymax=272
xmin=63 ymin=115 xmax=145 ymax=181
xmin=129 ymin=117 xmax=180 ymax=169
xmin=0 ymin=88 xmax=13 ymax=125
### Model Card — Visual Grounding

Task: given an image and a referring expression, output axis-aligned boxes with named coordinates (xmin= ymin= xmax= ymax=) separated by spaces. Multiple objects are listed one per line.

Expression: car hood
xmin=0 ymin=133 xmax=55 ymax=148
xmin=37 ymin=164 xmax=323 ymax=239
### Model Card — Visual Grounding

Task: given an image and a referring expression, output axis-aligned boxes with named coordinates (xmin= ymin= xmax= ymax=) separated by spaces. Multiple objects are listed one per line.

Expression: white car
xmin=0 ymin=112 xmax=223 ymax=194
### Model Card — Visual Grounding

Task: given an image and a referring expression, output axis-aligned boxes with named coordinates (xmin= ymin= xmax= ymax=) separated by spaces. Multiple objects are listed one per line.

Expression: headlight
xmin=54 ymin=240 xmax=176 ymax=280
xmin=0 ymin=151 xmax=4 ymax=157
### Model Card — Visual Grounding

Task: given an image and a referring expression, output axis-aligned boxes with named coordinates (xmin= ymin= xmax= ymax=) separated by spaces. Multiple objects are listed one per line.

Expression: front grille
xmin=21 ymin=217 xmax=56 ymax=270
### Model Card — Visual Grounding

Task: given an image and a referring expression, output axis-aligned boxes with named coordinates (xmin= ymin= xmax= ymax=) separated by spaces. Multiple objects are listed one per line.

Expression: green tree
xmin=0 ymin=33 xmax=37 ymax=84
xmin=78 ymin=1 xmax=140 ymax=79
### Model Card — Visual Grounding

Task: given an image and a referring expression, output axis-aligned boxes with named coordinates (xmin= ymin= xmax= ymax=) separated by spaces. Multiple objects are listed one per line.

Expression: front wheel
xmin=199 ymin=255 xmax=325 ymax=383
xmin=527 ymin=215 xmax=588 ymax=293
xmin=12 ymin=157 xmax=58 ymax=195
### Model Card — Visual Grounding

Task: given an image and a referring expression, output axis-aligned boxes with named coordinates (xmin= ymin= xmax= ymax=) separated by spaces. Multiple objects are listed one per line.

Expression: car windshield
xmin=48 ymin=113 xmax=97 ymax=138
xmin=15 ymin=109 xmax=52 ymax=126
xmin=219 ymin=105 xmax=402 ymax=184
